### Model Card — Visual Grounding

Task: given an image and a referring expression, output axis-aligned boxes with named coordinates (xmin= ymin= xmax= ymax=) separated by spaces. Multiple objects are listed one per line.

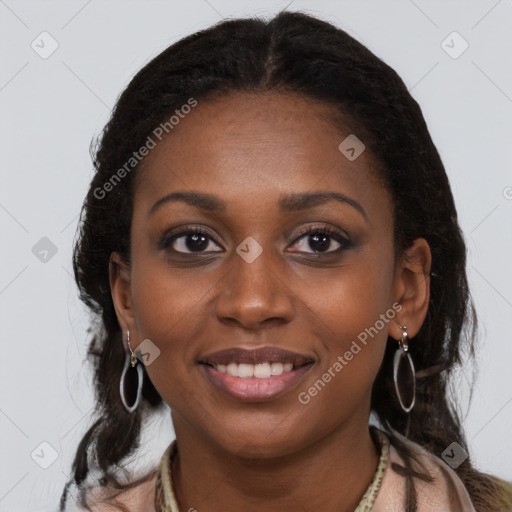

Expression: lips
xmin=199 ymin=346 xmax=315 ymax=403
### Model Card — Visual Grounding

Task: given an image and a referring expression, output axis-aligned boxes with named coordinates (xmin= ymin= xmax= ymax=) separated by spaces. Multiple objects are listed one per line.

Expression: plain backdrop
xmin=1 ymin=1 xmax=511 ymax=510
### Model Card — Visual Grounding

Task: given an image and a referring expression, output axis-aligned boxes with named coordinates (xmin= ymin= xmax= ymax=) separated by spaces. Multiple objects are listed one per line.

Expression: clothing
xmin=67 ymin=427 xmax=480 ymax=511
xmin=154 ymin=428 xmax=389 ymax=511
xmin=372 ymin=428 xmax=476 ymax=511
xmin=153 ymin=426 xmax=475 ymax=512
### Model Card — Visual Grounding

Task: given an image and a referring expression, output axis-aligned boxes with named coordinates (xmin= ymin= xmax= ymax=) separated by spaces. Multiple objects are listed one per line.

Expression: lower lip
xmin=201 ymin=364 xmax=313 ymax=403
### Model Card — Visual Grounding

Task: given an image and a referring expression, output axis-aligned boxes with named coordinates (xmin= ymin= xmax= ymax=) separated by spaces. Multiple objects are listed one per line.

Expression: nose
xmin=214 ymin=245 xmax=295 ymax=331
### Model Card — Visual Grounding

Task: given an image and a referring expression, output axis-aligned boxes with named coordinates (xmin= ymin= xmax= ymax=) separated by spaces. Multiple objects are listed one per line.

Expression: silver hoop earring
xmin=393 ymin=325 xmax=416 ymax=413
xmin=119 ymin=330 xmax=143 ymax=413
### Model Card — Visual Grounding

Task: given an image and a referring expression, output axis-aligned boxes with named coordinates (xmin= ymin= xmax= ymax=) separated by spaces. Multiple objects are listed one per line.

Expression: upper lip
xmin=200 ymin=346 xmax=314 ymax=367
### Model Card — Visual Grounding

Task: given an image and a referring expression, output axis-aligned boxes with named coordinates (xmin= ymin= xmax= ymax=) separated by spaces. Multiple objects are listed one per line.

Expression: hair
xmin=60 ymin=10 xmax=510 ymax=512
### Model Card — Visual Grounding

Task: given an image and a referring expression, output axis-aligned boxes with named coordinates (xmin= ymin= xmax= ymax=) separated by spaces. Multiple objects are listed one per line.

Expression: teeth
xmin=237 ymin=363 xmax=254 ymax=378
xmin=254 ymin=363 xmax=271 ymax=378
xmin=270 ymin=362 xmax=283 ymax=375
xmin=226 ymin=363 xmax=238 ymax=376
xmin=213 ymin=362 xmax=295 ymax=378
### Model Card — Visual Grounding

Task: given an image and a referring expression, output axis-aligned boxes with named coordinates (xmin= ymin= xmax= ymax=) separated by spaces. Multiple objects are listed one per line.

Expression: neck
xmin=169 ymin=414 xmax=380 ymax=512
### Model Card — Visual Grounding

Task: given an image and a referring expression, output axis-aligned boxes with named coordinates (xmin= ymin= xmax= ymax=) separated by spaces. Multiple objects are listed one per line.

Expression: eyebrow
xmin=148 ymin=191 xmax=367 ymax=220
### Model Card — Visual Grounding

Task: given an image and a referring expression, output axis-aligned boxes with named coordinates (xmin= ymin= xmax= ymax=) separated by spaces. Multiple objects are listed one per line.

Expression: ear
xmin=109 ymin=252 xmax=137 ymax=339
xmin=390 ymin=238 xmax=431 ymax=340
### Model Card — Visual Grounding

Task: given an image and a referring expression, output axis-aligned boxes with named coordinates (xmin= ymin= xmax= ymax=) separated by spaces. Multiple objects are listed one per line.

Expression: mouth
xmin=199 ymin=346 xmax=314 ymax=403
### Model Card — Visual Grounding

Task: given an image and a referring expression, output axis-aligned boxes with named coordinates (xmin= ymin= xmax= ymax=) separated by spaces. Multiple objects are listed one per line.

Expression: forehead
xmin=133 ymin=91 xmax=389 ymax=223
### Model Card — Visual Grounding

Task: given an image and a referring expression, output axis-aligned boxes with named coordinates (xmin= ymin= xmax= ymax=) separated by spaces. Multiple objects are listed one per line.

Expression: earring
xmin=119 ymin=330 xmax=143 ymax=413
xmin=393 ymin=324 xmax=416 ymax=414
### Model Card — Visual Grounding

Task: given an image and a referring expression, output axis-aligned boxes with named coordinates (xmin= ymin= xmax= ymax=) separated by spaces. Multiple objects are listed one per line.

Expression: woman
xmin=59 ymin=11 xmax=512 ymax=512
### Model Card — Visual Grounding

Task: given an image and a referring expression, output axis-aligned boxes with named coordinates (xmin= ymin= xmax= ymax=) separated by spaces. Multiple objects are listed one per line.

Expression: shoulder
xmin=62 ymin=474 xmax=158 ymax=512
xmin=373 ymin=429 xmax=476 ymax=512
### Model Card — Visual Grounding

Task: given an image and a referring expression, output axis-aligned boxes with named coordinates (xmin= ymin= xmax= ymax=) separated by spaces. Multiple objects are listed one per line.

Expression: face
xmin=111 ymin=91 xmax=418 ymax=459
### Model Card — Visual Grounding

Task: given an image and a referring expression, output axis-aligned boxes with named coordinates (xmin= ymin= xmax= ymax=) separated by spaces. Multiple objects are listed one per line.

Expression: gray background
xmin=1 ymin=1 xmax=511 ymax=510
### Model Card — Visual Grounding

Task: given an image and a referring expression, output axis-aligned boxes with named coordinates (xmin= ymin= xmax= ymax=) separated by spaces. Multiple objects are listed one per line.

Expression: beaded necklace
xmin=154 ymin=428 xmax=389 ymax=512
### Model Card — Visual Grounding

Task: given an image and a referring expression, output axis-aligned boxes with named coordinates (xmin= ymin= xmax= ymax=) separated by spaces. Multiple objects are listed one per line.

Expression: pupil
xmin=186 ymin=233 xmax=208 ymax=251
xmin=309 ymin=234 xmax=330 ymax=252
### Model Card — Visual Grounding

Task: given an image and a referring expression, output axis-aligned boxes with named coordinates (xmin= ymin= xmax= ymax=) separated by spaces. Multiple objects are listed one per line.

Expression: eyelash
xmin=291 ymin=225 xmax=351 ymax=253
xmin=159 ymin=224 xmax=352 ymax=256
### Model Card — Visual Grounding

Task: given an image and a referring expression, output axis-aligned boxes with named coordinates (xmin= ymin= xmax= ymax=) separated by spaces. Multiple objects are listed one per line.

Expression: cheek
xmin=301 ymin=249 xmax=395 ymax=383
xmin=128 ymin=258 xmax=210 ymax=390
xmin=305 ymin=251 xmax=395 ymax=337
xmin=295 ymin=282 xmax=392 ymax=425
xmin=130 ymin=244 xmax=214 ymax=338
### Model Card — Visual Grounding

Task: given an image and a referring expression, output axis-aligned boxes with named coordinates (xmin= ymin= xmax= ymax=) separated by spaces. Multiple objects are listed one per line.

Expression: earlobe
xmin=391 ymin=238 xmax=432 ymax=340
xmin=109 ymin=252 xmax=134 ymax=332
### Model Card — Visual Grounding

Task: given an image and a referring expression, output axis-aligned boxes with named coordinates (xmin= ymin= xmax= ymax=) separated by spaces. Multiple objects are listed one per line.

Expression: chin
xmin=207 ymin=422 xmax=309 ymax=460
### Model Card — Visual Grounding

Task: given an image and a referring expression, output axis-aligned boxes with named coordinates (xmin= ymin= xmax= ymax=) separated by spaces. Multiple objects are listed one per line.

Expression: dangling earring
xmin=393 ymin=324 xmax=416 ymax=414
xmin=119 ymin=330 xmax=143 ymax=413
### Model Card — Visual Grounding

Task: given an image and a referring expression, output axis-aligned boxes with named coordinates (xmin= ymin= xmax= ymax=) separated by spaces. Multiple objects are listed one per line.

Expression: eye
xmin=159 ymin=224 xmax=351 ymax=256
xmin=288 ymin=225 xmax=351 ymax=254
xmin=159 ymin=226 xmax=223 ymax=254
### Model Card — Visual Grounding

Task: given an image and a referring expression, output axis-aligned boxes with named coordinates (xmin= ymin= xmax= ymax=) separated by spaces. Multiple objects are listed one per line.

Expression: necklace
xmin=154 ymin=427 xmax=389 ymax=512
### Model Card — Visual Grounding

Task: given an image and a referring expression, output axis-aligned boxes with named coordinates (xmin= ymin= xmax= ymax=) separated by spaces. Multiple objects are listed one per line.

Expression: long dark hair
xmin=60 ymin=11 xmax=509 ymax=511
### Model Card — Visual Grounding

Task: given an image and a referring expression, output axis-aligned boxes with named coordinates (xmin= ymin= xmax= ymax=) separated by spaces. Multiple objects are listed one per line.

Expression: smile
xmin=210 ymin=362 xmax=294 ymax=378
xmin=199 ymin=346 xmax=314 ymax=403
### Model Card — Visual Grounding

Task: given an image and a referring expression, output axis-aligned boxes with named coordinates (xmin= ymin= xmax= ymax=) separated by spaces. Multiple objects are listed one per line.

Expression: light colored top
xmin=154 ymin=428 xmax=390 ymax=512
xmin=372 ymin=429 xmax=476 ymax=512
xmin=66 ymin=427 xmax=477 ymax=511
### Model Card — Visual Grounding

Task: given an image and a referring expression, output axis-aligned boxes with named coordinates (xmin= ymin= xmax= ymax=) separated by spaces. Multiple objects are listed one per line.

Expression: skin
xmin=110 ymin=91 xmax=431 ymax=512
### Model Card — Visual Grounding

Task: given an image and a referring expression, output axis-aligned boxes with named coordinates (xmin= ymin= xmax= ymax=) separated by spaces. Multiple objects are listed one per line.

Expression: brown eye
xmin=159 ymin=227 xmax=223 ymax=254
xmin=288 ymin=226 xmax=351 ymax=254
